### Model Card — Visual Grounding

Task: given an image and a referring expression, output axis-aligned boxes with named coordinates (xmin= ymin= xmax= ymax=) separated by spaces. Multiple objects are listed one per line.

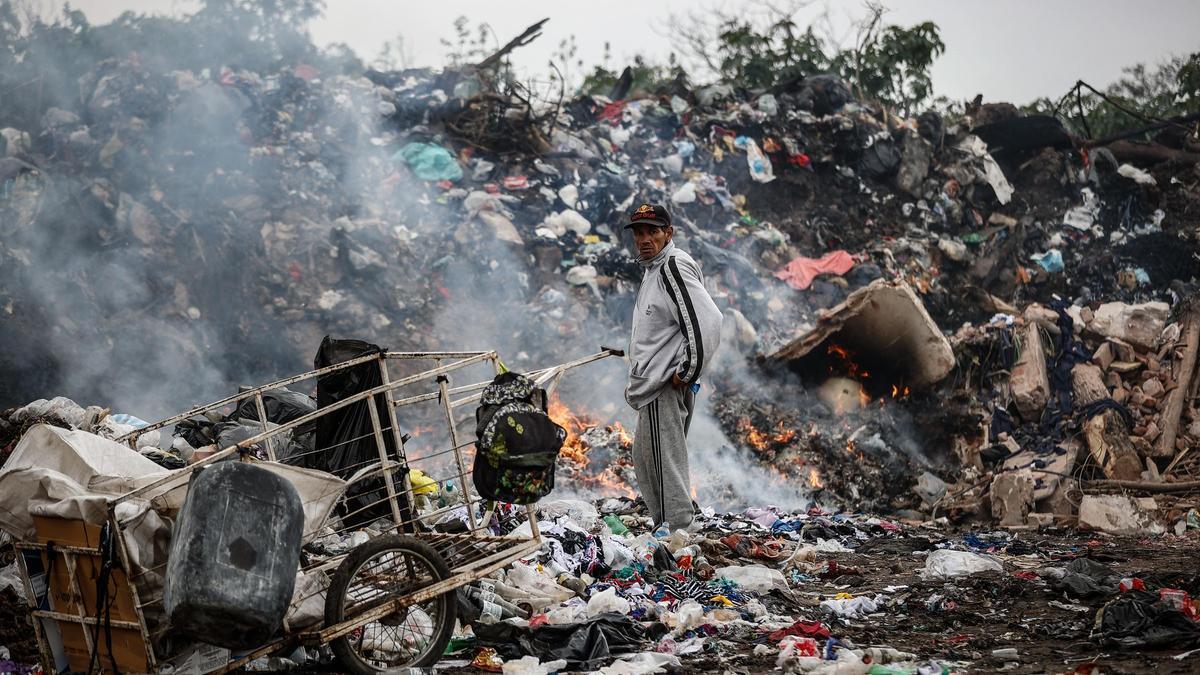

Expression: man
xmin=624 ymin=203 xmax=722 ymax=531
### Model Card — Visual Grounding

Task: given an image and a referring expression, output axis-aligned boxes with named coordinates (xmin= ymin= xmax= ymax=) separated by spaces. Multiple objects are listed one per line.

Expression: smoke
xmin=0 ymin=5 xmax=938 ymax=518
xmin=0 ymin=6 xmax=420 ymax=419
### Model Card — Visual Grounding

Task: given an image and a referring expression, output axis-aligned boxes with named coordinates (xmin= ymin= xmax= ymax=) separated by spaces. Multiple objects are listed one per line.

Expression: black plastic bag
xmin=175 ymin=415 xmax=217 ymax=449
xmin=473 ymin=612 xmax=645 ymax=670
xmin=214 ymin=418 xmax=292 ymax=457
xmin=1095 ymin=591 xmax=1200 ymax=649
xmin=314 ymin=336 xmax=410 ymax=530
xmin=232 ymin=387 xmax=316 ymax=426
xmin=232 ymin=386 xmax=318 ymax=464
xmin=1056 ymin=558 xmax=1120 ymax=599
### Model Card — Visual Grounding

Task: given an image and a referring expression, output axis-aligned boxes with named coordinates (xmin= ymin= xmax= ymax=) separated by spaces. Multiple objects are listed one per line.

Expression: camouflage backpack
xmin=473 ymin=372 xmax=566 ymax=504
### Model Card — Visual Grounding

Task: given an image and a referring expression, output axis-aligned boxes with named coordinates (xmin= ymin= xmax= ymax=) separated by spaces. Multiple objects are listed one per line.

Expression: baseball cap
xmin=625 ymin=203 xmax=672 ymax=229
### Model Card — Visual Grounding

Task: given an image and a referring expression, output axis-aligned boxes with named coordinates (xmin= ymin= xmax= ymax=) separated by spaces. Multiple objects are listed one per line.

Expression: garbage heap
xmin=3 ymin=44 xmax=1200 ymax=517
xmin=435 ymin=497 xmax=1200 ymax=673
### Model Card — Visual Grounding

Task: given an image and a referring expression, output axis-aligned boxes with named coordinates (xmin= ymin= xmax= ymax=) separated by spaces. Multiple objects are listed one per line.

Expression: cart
xmin=14 ymin=347 xmax=620 ymax=674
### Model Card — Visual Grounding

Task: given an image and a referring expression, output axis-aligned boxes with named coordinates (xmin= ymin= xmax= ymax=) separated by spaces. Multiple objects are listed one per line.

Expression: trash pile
xmin=434 ymin=498 xmax=1200 ymax=673
xmin=2 ymin=12 xmax=1200 ymax=673
xmin=2 ymin=21 xmax=1199 ymax=515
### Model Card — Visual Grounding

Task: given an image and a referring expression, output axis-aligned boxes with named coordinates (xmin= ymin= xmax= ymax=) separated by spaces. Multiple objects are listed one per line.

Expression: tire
xmin=325 ymin=535 xmax=457 ymax=673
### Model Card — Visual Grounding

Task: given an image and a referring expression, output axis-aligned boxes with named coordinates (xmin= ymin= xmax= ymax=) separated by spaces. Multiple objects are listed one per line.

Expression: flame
xmin=736 ymin=418 xmax=797 ymax=452
xmin=548 ymin=397 xmax=590 ymax=468
xmin=808 ymin=467 xmax=823 ymax=489
xmin=827 ymin=344 xmax=870 ymax=379
xmin=547 ymin=395 xmax=636 ymax=498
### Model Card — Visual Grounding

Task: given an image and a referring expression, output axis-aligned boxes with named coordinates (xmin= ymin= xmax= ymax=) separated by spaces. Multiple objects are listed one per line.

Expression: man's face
xmin=631 ymin=223 xmax=672 ymax=260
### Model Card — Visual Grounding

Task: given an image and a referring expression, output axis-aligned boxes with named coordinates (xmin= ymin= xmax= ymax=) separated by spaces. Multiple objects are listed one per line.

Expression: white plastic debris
xmin=922 ymin=549 xmax=1004 ymax=578
xmin=820 ymin=594 xmax=880 ymax=618
xmin=957 ymin=135 xmax=1012 ymax=204
xmin=736 ymin=136 xmax=775 ymax=183
xmin=716 ymin=564 xmax=787 ymax=592
xmin=542 ymin=209 xmax=591 ymax=237
xmin=598 ymin=651 xmax=681 ymax=675
xmin=557 ymin=183 xmax=579 ymax=208
xmin=502 ymin=656 xmax=568 ymax=675
xmin=565 ymin=265 xmax=598 ymax=286
xmin=1 ymin=561 xmax=27 ymax=602
xmin=1063 ymin=187 xmax=1100 ymax=230
xmin=757 ymin=94 xmax=778 ymax=116
xmin=1117 ymin=163 xmax=1156 ymax=185
xmin=674 ymin=599 xmax=704 ymax=631
xmin=671 ymin=181 xmax=697 ymax=204
xmin=10 ymin=396 xmax=87 ymax=428
xmin=586 ymin=586 xmax=631 ymax=617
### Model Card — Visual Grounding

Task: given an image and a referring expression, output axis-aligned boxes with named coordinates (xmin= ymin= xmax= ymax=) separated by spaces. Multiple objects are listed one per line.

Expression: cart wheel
xmin=325 ymin=535 xmax=457 ymax=673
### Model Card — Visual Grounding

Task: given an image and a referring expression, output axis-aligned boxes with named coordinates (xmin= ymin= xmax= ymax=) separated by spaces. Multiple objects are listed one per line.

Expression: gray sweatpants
xmin=632 ymin=385 xmax=695 ymax=529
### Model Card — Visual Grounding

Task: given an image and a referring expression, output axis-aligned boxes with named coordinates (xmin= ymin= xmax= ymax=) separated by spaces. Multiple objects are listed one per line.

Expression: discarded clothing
xmin=774 ymin=251 xmax=856 ymax=291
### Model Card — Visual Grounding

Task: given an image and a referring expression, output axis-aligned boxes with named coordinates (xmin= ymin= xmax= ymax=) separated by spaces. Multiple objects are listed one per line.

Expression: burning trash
xmin=1 ymin=2 xmax=1199 ymax=673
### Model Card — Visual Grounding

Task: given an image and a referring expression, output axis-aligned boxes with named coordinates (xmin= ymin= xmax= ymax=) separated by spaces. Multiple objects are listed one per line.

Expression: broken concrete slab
xmin=990 ymin=470 xmax=1034 ymax=527
xmin=1087 ymin=301 xmax=1170 ymax=351
xmin=1077 ymin=494 xmax=1163 ymax=535
xmin=769 ymin=280 xmax=955 ymax=389
xmin=1010 ymin=321 xmax=1050 ymax=421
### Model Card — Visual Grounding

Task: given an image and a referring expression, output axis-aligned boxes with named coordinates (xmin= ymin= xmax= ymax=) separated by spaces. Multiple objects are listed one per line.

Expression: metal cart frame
xmin=15 ymin=348 xmax=618 ymax=673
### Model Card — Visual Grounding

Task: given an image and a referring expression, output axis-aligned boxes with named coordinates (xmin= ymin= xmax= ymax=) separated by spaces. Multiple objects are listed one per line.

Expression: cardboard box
xmin=59 ymin=622 xmax=151 ymax=674
xmin=31 ymin=516 xmax=152 ymax=674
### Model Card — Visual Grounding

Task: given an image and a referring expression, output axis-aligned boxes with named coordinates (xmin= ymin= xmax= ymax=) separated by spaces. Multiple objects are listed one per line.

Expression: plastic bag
xmin=502 ymin=656 xmax=568 ymax=675
xmin=820 ymin=594 xmax=880 ymax=618
xmin=922 ymin=549 xmax=1003 ymax=578
xmin=716 ymin=564 xmax=787 ymax=593
xmin=597 ymin=651 xmax=681 ymax=675
xmin=674 ymin=600 xmax=704 ymax=631
xmin=734 ymin=136 xmax=775 ymax=183
xmin=232 ymin=387 xmax=316 ymax=427
xmin=0 ymin=561 xmax=26 ymax=602
xmin=393 ymin=142 xmax=462 ymax=181
xmin=586 ymin=587 xmax=631 ymax=617
xmin=313 ymin=336 xmax=409 ymax=529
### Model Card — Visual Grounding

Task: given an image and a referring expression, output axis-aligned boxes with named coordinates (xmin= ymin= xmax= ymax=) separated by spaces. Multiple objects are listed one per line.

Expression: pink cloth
xmin=774 ymin=251 xmax=856 ymax=290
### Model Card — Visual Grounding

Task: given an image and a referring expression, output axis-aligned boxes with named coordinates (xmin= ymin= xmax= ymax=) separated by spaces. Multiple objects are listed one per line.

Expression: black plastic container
xmin=163 ymin=461 xmax=303 ymax=649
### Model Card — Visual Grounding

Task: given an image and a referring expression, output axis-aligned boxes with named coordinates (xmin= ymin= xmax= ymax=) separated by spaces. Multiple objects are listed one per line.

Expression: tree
xmin=665 ymin=0 xmax=943 ymax=113
xmin=834 ymin=4 xmax=943 ymax=115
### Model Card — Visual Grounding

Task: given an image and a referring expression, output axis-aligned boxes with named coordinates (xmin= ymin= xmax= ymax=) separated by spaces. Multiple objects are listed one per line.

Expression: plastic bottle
xmin=465 ymin=585 xmax=528 ymax=620
xmin=653 ymin=522 xmax=671 ymax=539
xmin=557 ymin=574 xmax=588 ymax=598
xmin=667 ymin=529 xmax=691 ymax=553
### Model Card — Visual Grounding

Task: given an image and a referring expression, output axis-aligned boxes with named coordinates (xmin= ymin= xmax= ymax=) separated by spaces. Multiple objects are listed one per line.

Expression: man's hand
xmin=671 ymin=372 xmax=686 ymax=390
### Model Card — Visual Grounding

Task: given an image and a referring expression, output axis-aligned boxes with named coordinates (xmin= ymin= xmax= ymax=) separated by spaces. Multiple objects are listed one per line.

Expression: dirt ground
xmin=5 ymin=527 xmax=1199 ymax=674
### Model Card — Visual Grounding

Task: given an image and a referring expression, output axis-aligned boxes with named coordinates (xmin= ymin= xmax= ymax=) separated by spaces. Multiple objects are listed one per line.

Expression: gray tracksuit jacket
xmin=625 ymin=241 xmax=723 ymax=409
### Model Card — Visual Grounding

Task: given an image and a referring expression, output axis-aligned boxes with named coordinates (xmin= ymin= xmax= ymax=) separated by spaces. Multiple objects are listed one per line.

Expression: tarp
xmin=0 ymin=424 xmax=169 ymax=539
xmin=0 ymin=423 xmax=346 ymax=542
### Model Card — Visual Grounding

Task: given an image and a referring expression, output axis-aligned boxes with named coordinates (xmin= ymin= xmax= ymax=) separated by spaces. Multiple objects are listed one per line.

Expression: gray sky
xmin=57 ymin=1 xmax=1200 ymax=104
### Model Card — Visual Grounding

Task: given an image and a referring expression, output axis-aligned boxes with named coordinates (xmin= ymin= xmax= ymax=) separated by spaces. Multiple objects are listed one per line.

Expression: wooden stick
xmin=1159 ymin=304 xmax=1200 ymax=459
xmin=475 ymin=19 xmax=549 ymax=71
xmin=1083 ymin=479 xmax=1200 ymax=493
